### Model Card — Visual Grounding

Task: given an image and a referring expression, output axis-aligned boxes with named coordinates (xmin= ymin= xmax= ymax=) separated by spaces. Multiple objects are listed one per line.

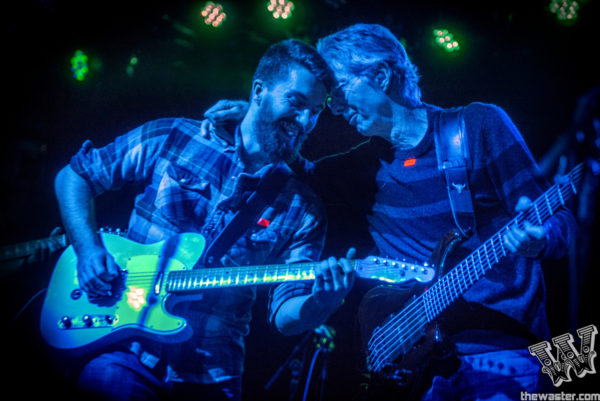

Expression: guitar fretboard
xmin=421 ymin=163 xmax=583 ymax=321
xmin=165 ymin=261 xmax=356 ymax=292
xmin=367 ymin=161 xmax=589 ymax=372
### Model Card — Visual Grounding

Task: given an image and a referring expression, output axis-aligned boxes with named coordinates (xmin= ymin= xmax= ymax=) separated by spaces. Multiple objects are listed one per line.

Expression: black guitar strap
xmin=198 ymin=163 xmax=291 ymax=267
xmin=434 ymin=107 xmax=477 ymax=239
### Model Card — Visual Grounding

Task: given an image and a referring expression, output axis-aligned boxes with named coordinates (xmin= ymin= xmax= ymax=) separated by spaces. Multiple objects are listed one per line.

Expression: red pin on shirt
xmin=404 ymin=158 xmax=416 ymax=167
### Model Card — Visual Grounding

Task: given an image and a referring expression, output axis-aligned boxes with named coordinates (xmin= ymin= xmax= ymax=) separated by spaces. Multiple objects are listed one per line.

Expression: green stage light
xmin=433 ymin=29 xmax=460 ymax=52
xmin=201 ymin=2 xmax=227 ymax=27
xmin=549 ymin=0 xmax=579 ymax=21
xmin=433 ymin=29 xmax=460 ymax=53
xmin=126 ymin=55 xmax=138 ymax=77
xmin=70 ymin=50 xmax=89 ymax=81
xmin=267 ymin=0 xmax=295 ymax=19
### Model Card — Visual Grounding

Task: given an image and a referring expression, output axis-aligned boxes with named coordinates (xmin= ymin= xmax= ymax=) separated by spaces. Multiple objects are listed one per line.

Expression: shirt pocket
xmin=227 ymin=227 xmax=280 ymax=267
xmin=155 ymin=163 xmax=212 ymax=228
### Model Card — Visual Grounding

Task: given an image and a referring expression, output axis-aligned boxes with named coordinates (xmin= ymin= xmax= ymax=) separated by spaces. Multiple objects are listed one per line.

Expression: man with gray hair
xmin=315 ymin=23 xmax=574 ymax=399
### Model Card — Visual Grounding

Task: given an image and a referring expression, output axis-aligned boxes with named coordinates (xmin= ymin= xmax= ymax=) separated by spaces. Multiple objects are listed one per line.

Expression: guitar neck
xmin=165 ymin=260 xmax=357 ymax=292
xmin=421 ymin=161 xmax=586 ymax=322
xmin=0 ymin=234 xmax=68 ymax=261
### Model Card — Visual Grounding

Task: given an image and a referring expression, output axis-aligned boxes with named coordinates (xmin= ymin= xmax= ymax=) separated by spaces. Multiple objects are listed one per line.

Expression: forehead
xmin=269 ymin=65 xmax=327 ymax=101
xmin=332 ymin=67 xmax=360 ymax=85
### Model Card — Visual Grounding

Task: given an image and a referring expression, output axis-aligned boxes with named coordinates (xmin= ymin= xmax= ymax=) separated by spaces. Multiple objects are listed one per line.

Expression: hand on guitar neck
xmin=255 ymin=247 xmax=359 ymax=336
xmin=502 ymin=196 xmax=548 ymax=259
xmin=312 ymin=247 xmax=356 ymax=308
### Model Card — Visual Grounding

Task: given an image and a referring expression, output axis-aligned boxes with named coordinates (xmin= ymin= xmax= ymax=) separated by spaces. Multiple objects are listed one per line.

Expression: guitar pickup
xmin=57 ymin=314 xmax=119 ymax=330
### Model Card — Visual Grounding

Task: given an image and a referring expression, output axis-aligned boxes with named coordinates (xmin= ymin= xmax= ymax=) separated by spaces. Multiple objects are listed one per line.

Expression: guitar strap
xmin=434 ymin=107 xmax=477 ymax=239
xmin=198 ymin=163 xmax=291 ymax=267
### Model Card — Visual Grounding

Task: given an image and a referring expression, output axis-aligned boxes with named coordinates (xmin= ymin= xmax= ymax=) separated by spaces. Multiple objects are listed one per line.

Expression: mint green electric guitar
xmin=40 ymin=232 xmax=435 ymax=353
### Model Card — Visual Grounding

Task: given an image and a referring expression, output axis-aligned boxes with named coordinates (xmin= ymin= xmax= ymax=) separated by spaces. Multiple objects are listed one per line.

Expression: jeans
xmin=421 ymin=348 xmax=553 ymax=401
xmin=78 ymin=351 xmax=241 ymax=401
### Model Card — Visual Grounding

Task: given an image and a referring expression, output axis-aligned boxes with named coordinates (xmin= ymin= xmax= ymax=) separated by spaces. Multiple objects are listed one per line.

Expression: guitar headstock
xmin=356 ymin=256 xmax=435 ymax=284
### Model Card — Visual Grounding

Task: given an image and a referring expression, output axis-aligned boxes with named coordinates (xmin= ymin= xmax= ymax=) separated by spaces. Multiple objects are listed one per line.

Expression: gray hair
xmin=317 ymin=23 xmax=422 ymax=107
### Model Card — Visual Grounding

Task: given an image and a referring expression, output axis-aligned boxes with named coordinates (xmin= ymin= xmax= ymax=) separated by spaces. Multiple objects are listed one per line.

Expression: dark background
xmin=2 ymin=0 xmax=598 ymax=398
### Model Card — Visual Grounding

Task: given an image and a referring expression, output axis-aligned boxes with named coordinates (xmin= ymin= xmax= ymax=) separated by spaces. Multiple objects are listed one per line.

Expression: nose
xmin=342 ymin=106 xmax=356 ymax=122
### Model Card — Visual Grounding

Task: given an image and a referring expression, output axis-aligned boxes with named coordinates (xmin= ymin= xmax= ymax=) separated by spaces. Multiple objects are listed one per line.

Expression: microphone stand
xmin=538 ymin=85 xmax=599 ymax=332
xmin=264 ymin=325 xmax=336 ymax=401
xmin=264 ymin=330 xmax=313 ymax=400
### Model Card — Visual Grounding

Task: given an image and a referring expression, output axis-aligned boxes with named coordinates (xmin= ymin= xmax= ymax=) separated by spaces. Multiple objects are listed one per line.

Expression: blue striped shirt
xmin=70 ymin=117 xmax=326 ymax=382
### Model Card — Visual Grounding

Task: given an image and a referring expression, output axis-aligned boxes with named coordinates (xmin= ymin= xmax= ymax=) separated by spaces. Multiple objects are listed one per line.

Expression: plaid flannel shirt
xmin=70 ymin=117 xmax=325 ymax=383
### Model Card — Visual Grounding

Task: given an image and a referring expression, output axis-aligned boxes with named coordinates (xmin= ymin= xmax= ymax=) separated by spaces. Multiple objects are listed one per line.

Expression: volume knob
xmin=59 ymin=316 xmax=72 ymax=329
xmin=82 ymin=315 xmax=94 ymax=327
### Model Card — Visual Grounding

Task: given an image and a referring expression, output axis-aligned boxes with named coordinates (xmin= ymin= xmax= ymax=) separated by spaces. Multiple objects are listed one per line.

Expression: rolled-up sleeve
xmin=268 ymin=199 xmax=327 ymax=326
xmin=268 ymin=282 xmax=313 ymax=327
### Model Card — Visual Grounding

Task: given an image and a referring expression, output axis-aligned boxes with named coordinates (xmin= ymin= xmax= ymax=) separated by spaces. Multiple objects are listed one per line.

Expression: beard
xmin=253 ymin=99 xmax=306 ymax=164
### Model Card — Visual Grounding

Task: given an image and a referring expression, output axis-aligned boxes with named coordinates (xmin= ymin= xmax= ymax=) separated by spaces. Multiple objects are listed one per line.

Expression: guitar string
xmin=105 ymin=260 xmax=339 ymax=284
xmin=366 ymin=211 xmax=524 ymax=364
xmin=367 ymin=230 xmax=510 ymax=370
xmin=120 ymin=263 xmax=320 ymax=288
xmin=369 ymin=209 xmax=552 ymax=369
xmin=367 ymin=293 xmax=427 ymax=369
xmin=367 ymin=169 xmax=582 ymax=370
xmin=369 ymin=168 xmax=580 ymax=349
xmin=98 ymin=258 xmax=372 ymax=288
xmin=369 ymin=176 xmax=579 ymax=369
xmin=109 ymin=258 xmax=417 ymax=289
xmin=165 ymin=264 xmax=318 ymax=289
xmin=370 ymin=171 xmax=582 ymax=370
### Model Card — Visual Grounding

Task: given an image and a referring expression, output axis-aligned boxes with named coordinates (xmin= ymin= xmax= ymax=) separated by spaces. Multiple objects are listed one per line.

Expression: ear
xmin=251 ymin=80 xmax=265 ymax=105
xmin=373 ymin=62 xmax=392 ymax=92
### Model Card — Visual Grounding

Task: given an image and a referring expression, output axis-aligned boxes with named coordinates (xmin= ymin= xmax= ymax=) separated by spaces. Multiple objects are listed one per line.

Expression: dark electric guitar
xmin=40 ymin=232 xmax=435 ymax=354
xmin=357 ymin=160 xmax=591 ymax=398
xmin=0 ymin=234 xmax=68 ymax=262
